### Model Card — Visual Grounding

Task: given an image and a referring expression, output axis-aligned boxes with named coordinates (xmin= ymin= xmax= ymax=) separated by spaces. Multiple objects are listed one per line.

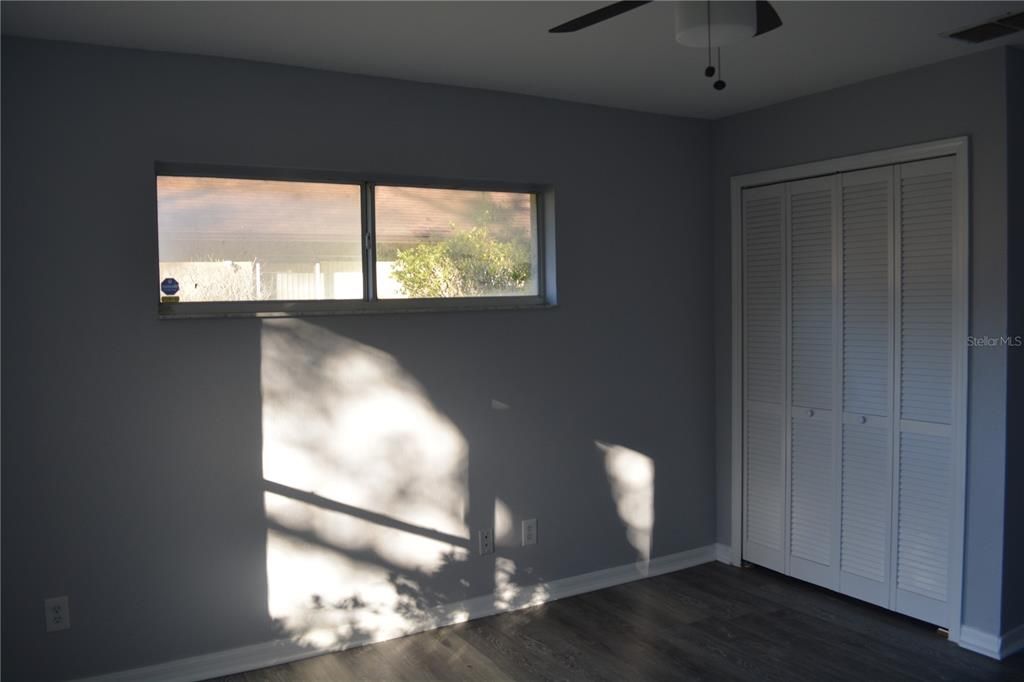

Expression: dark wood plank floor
xmin=213 ymin=562 xmax=1024 ymax=681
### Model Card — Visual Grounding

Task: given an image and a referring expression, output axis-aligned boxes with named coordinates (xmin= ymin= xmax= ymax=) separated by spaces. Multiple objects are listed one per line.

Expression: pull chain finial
xmin=713 ymin=47 xmax=726 ymax=90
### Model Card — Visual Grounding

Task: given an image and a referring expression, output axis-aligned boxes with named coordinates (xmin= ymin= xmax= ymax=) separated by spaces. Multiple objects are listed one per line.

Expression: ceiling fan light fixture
xmin=674 ymin=0 xmax=757 ymax=48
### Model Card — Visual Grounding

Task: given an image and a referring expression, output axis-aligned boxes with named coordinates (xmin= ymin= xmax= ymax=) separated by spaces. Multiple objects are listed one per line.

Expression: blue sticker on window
xmin=161 ymin=278 xmax=180 ymax=296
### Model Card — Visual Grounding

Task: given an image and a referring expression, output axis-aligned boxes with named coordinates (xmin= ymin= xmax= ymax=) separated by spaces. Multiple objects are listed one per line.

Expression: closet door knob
xmin=859 ymin=415 xmax=867 ymax=424
xmin=807 ymin=409 xmax=814 ymax=417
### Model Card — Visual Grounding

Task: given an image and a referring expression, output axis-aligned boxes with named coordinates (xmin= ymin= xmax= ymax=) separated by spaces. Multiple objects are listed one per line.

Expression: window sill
xmin=158 ymin=297 xmax=556 ymax=320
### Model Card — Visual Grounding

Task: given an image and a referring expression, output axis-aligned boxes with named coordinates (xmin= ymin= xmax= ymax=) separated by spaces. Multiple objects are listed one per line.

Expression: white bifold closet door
xmin=892 ymin=156 xmax=957 ymax=626
xmin=742 ymin=154 xmax=959 ymax=629
xmin=838 ymin=166 xmax=894 ymax=608
xmin=742 ymin=184 xmax=786 ymax=573
xmin=787 ymin=176 xmax=838 ymax=590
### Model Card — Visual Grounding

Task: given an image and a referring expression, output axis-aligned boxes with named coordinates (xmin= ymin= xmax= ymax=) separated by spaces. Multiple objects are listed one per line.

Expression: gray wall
xmin=1 ymin=38 xmax=714 ymax=680
xmin=1003 ymin=46 xmax=1024 ymax=636
xmin=711 ymin=48 xmax=1011 ymax=636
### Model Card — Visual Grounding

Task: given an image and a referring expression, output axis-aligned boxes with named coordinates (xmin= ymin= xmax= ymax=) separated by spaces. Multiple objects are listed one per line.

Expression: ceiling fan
xmin=549 ymin=1 xmax=784 ymax=91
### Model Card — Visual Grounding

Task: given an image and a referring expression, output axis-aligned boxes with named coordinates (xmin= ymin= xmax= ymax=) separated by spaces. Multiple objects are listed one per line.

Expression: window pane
xmin=157 ymin=176 xmax=362 ymax=302
xmin=375 ymin=186 xmax=538 ymax=299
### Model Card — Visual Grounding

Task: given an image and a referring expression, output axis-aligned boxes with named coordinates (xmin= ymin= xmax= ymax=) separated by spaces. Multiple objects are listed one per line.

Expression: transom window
xmin=156 ymin=165 xmax=549 ymax=317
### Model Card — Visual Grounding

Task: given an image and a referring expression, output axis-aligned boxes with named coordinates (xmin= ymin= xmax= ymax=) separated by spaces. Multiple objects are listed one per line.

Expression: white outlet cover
xmin=522 ymin=518 xmax=538 ymax=546
xmin=478 ymin=529 xmax=494 ymax=555
xmin=45 ymin=596 xmax=70 ymax=632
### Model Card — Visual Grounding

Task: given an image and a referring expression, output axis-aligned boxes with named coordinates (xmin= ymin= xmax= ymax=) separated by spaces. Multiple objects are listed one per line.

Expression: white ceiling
xmin=3 ymin=1 xmax=1023 ymax=119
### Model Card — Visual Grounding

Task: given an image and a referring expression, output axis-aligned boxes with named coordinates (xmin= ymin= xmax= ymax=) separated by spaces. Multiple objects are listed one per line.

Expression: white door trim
xmin=729 ymin=136 xmax=969 ymax=642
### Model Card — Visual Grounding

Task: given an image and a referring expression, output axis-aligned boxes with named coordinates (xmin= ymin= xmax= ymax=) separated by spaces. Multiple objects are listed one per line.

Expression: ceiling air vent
xmin=947 ymin=12 xmax=1024 ymax=44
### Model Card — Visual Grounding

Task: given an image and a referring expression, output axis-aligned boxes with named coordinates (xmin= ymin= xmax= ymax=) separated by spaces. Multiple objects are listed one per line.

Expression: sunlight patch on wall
xmin=494 ymin=497 xmax=513 ymax=544
xmin=598 ymin=441 xmax=655 ymax=569
xmin=261 ymin=319 xmax=470 ymax=647
xmin=494 ymin=556 xmax=549 ymax=611
xmin=265 ymin=528 xmax=454 ymax=648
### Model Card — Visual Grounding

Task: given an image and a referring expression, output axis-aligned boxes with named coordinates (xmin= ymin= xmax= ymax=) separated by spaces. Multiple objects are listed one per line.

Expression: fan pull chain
xmin=714 ymin=47 xmax=726 ymax=90
xmin=704 ymin=0 xmax=715 ymax=78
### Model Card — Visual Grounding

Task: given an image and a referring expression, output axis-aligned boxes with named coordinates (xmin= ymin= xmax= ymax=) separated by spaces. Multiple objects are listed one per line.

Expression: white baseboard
xmin=959 ymin=625 xmax=1001 ymax=659
xmin=999 ymin=622 xmax=1024 ymax=659
xmin=959 ymin=623 xmax=1024 ymax=660
xmin=78 ymin=545 xmax=717 ymax=682
xmin=714 ymin=543 xmax=733 ymax=564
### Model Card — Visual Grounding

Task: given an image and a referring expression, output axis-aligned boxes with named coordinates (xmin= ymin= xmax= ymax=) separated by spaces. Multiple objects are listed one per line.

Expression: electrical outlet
xmin=478 ymin=528 xmax=494 ymax=555
xmin=522 ymin=518 xmax=538 ymax=546
xmin=44 ymin=596 xmax=70 ymax=632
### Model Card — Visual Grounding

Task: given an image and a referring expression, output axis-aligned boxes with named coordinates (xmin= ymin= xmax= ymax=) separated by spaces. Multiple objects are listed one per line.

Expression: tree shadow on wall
xmin=257 ymin=317 xmax=650 ymax=658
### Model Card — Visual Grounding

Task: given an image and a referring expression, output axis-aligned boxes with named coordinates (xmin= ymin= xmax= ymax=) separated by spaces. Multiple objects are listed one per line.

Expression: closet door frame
xmin=729 ymin=136 xmax=968 ymax=642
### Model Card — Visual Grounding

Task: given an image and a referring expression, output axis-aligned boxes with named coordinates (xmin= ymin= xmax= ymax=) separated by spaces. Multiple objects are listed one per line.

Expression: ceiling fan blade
xmin=549 ymin=1 xmax=653 ymax=33
xmin=753 ymin=0 xmax=783 ymax=36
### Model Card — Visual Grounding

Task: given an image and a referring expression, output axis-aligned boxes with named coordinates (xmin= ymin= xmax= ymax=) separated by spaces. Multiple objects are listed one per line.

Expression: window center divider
xmin=361 ymin=181 xmax=377 ymax=303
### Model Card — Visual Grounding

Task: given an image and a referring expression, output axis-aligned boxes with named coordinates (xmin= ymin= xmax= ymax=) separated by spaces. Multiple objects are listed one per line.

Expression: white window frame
xmin=155 ymin=163 xmax=557 ymax=318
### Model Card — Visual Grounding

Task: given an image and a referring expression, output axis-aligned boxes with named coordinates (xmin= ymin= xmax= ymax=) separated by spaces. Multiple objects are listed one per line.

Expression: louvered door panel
xmin=841 ymin=171 xmax=891 ymax=416
xmin=742 ymin=185 xmax=785 ymax=572
xmin=893 ymin=156 xmax=956 ymax=626
xmin=790 ymin=408 xmax=835 ymax=586
xmin=895 ymin=431 xmax=951 ymax=624
xmin=745 ymin=188 xmax=785 ymax=405
xmin=787 ymin=176 xmax=837 ymax=589
xmin=839 ymin=167 xmax=892 ymax=607
xmin=790 ymin=178 xmax=834 ymax=408
xmin=839 ymin=416 xmax=891 ymax=606
xmin=899 ymin=160 xmax=954 ymax=425
xmin=746 ymin=402 xmax=784 ymax=563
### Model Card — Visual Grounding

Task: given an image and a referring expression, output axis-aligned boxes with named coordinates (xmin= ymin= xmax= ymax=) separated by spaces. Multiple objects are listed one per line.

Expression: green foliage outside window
xmin=390 ymin=227 xmax=531 ymax=298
